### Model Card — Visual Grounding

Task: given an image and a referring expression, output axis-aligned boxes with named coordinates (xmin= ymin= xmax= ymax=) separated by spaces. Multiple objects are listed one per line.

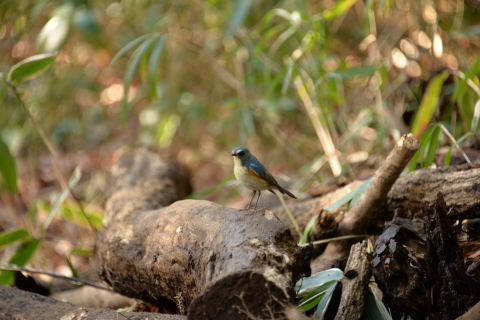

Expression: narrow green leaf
xmin=147 ymin=35 xmax=167 ymax=99
xmin=186 ymin=174 xmax=234 ymax=199
xmin=43 ymin=167 xmax=82 ymax=231
xmin=364 ymin=284 xmax=393 ymax=320
xmin=0 ymin=137 xmax=17 ymax=194
xmin=313 ymin=279 xmax=337 ymax=319
xmin=322 ymin=0 xmax=359 ymax=20
xmin=327 ymin=66 xmax=376 ymax=79
xmin=298 ymin=292 xmax=324 ymax=313
xmin=66 ymin=256 xmax=79 ymax=279
xmin=7 ymin=53 xmax=56 ymax=85
xmin=325 ymin=178 xmax=372 ymax=212
xmin=298 ymin=215 xmax=318 ymax=245
xmin=60 ymin=204 xmax=103 ymax=230
xmin=443 ymin=148 xmax=452 ymax=166
xmin=0 ymin=228 xmax=29 ymax=250
xmin=297 ymin=280 xmax=337 ymax=311
xmin=70 ymin=248 xmax=94 ymax=257
xmin=225 ymin=0 xmax=253 ymax=37
xmin=109 ymin=33 xmax=152 ymax=68
xmin=0 ymin=240 xmax=41 ymax=285
xmin=295 ymin=268 xmax=343 ymax=296
xmin=452 ymin=56 xmax=480 ymax=101
xmin=411 ymin=71 xmax=449 ymax=137
xmin=424 ymin=126 xmax=441 ymax=167
xmin=117 ymin=304 xmax=136 ymax=313
xmin=471 ymin=100 xmax=480 ymax=133
xmin=281 ymin=62 xmax=295 ymax=95
xmin=408 ymin=125 xmax=437 ymax=171
xmin=121 ymin=34 xmax=158 ymax=124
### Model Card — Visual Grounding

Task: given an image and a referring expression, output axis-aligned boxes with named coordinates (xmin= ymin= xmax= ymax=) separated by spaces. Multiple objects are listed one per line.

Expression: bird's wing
xmin=249 ymin=163 xmax=280 ymax=187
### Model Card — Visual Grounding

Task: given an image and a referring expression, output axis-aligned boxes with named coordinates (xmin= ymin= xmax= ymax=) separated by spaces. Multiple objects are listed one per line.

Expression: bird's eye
xmin=238 ymin=151 xmax=245 ymax=156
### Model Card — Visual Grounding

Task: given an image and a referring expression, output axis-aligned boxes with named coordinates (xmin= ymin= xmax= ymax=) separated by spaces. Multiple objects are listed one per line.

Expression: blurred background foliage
xmin=0 ymin=0 xmax=479 ymax=285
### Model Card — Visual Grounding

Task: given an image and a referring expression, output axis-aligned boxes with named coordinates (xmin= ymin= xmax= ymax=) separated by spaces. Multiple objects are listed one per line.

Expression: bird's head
xmin=232 ymin=147 xmax=252 ymax=166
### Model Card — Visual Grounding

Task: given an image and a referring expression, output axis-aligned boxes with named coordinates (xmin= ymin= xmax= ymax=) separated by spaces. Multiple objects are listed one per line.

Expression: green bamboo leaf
xmin=7 ymin=53 xmax=56 ymax=85
xmin=313 ymin=280 xmax=337 ymax=319
xmin=297 ymin=281 xmax=337 ymax=312
xmin=186 ymin=174 xmax=234 ymax=199
xmin=43 ymin=167 xmax=82 ymax=231
xmin=364 ymin=284 xmax=393 ymax=320
xmin=298 ymin=291 xmax=324 ymax=313
xmin=0 ymin=240 xmax=41 ymax=285
xmin=60 ymin=204 xmax=103 ymax=230
xmin=147 ymin=35 xmax=167 ymax=99
xmin=298 ymin=215 xmax=318 ymax=245
xmin=424 ymin=125 xmax=441 ymax=167
xmin=66 ymin=256 xmax=79 ymax=279
xmin=281 ymin=62 xmax=295 ymax=95
xmin=295 ymin=268 xmax=343 ymax=297
xmin=322 ymin=0 xmax=359 ymax=20
xmin=109 ymin=33 xmax=152 ymax=68
xmin=225 ymin=0 xmax=253 ymax=37
xmin=0 ymin=228 xmax=29 ymax=250
xmin=36 ymin=3 xmax=73 ymax=53
xmin=121 ymin=34 xmax=159 ymax=124
xmin=408 ymin=125 xmax=437 ymax=171
xmin=471 ymin=100 xmax=480 ymax=133
xmin=327 ymin=66 xmax=376 ymax=79
xmin=325 ymin=178 xmax=372 ymax=212
xmin=70 ymin=248 xmax=94 ymax=257
xmin=0 ymin=137 xmax=17 ymax=194
xmin=411 ymin=71 xmax=449 ymax=137
xmin=443 ymin=148 xmax=453 ymax=166
xmin=452 ymin=56 xmax=480 ymax=102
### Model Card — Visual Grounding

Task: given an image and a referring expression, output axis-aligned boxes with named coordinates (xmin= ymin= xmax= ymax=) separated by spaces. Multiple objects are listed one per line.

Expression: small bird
xmin=232 ymin=147 xmax=297 ymax=209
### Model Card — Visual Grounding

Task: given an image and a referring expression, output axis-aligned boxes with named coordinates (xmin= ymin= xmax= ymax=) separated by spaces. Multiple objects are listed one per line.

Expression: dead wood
xmin=310 ymin=134 xmax=419 ymax=272
xmin=373 ymin=192 xmax=480 ymax=320
xmin=423 ymin=192 xmax=479 ymax=319
xmin=0 ymin=285 xmax=187 ymax=320
xmin=456 ymin=301 xmax=480 ymax=320
xmin=334 ymin=240 xmax=370 ymax=320
xmin=372 ymin=216 xmax=428 ymax=319
xmin=50 ymin=285 xmax=136 ymax=309
xmin=387 ymin=163 xmax=480 ymax=220
xmin=97 ymin=149 xmax=306 ymax=319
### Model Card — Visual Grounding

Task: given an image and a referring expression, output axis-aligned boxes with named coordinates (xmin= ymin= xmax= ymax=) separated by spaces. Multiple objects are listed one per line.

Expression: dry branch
xmin=311 ymin=134 xmax=419 ymax=271
xmin=334 ymin=240 xmax=370 ymax=320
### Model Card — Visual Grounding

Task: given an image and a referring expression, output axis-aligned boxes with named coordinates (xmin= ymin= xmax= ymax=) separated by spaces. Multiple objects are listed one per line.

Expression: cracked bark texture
xmin=0 ymin=285 xmax=187 ymax=320
xmin=96 ymin=149 xmax=306 ymax=320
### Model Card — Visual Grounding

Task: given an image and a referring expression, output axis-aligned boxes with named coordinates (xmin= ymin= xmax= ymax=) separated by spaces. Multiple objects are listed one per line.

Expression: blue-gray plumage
xmin=232 ymin=147 xmax=297 ymax=209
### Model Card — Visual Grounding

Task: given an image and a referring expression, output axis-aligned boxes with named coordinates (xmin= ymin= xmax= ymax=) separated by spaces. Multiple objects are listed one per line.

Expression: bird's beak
xmin=232 ymin=153 xmax=236 ymax=157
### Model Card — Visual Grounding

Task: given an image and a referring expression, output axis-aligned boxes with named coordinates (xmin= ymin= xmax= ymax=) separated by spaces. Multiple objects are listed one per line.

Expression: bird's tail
xmin=279 ymin=186 xmax=297 ymax=199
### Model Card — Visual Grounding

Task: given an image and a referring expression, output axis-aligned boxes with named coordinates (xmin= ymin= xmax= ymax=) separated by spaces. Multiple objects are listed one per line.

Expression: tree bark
xmin=373 ymin=192 xmax=480 ymax=320
xmin=97 ymin=149 xmax=306 ymax=319
xmin=0 ymin=285 xmax=187 ymax=320
xmin=275 ymin=165 xmax=480 ymax=240
xmin=334 ymin=240 xmax=370 ymax=320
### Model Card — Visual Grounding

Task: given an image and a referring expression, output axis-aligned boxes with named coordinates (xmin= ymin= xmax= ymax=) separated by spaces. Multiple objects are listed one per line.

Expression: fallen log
xmin=0 ymin=285 xmax=187 ymax=320
xmin=97 ymin=149 xmax=306 ymax=319
xmin=273 ymin=163 xmax=480 ymax=273
xmin=274 ymin=165 xmax=480 ymax=242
